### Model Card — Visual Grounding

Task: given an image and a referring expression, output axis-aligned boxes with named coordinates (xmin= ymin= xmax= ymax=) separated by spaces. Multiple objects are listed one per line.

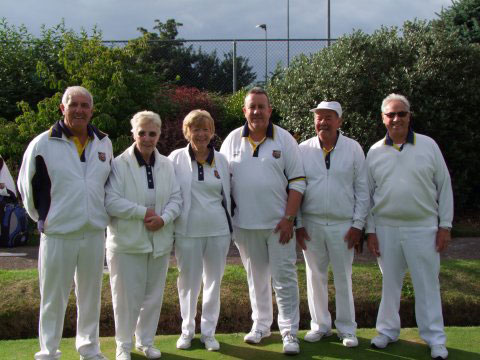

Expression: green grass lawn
xmin=1 ymin=328 xmax=479 ymax=359
xmin=0 ymin=260 xmax=479 ymax=340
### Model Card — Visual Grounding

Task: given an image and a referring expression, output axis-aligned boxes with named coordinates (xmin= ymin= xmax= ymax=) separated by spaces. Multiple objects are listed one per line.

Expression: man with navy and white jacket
xmin=296 ymin=101 xmax=369 ymax=348
xmin=366 ymin=93 xmax=453 ymax=360
xmin=18 ymin=86 xmax=112 ymax=360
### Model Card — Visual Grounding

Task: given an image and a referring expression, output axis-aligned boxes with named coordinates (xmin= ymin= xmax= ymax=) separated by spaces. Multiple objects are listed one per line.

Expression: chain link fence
xmin=104 ymin=39 xmax=332 ymax=93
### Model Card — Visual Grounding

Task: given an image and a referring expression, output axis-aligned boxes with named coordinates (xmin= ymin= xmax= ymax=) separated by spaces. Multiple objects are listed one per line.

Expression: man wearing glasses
xmin=365 ymin=93 xmax=453 ymax=360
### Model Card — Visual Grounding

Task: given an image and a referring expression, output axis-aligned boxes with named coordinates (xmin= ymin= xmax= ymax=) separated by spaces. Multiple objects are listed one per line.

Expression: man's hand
xmin=0 ymin=183 xmax=5 ymax=189
xmin=436 ymin=228 xmax=451 ymax=253
xmin=367 ymin=233 xmax=381 ymax=257
xmin=295 ymin=227 xmax=310 ymax=250
xmin=344 ymin=227 xmax=362 ymax=250
xmin=274 ymin=218 xmax=294 ymax=244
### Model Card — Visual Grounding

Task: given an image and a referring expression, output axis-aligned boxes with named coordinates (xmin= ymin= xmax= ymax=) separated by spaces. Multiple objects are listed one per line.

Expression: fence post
xmin=232 ymin=40 xmax=237 ymax=93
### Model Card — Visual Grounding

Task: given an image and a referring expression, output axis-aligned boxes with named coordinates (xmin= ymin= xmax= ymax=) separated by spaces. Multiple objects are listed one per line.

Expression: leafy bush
xmin=269 ymin=20 xmax=480 ymax=210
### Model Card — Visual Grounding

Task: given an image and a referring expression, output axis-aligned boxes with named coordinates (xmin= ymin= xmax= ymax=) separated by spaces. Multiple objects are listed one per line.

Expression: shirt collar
xmin=134 ymin=146 xmax=155 ymax=167
xmin=241 ymin=121 xmax=274 ymax=139
xmin=384 ymin=128 xmax=415 ymax=146
xmin=188 ymin=143 xmax=215 ymax=166
xmin=58 ymin=120 xmax=94 ymax=139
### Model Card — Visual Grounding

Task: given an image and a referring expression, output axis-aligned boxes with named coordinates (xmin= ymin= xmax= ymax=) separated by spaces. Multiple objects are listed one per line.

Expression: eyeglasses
xmin=384 ymin=111 xmax=409 ymax=119
xmin=137 ymin=130 xmax=158 ymax=137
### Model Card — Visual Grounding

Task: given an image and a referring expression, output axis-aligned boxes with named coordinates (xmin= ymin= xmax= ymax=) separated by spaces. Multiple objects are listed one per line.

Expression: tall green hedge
xmin=269 ymin=20 xmax=480 ymax=211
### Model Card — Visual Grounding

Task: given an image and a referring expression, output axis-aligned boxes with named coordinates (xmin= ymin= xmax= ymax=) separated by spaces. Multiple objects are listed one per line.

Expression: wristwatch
xmin=440 ymin=226 xmax=451 ymax=232
xmin=284 ymin=215 xmax=295 ymax=222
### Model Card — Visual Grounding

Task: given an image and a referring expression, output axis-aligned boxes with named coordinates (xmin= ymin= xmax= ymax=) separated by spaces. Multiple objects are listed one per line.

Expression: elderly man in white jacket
xmin=296 ymin=101 xmax=369 ymax=348
xmin=105 ymin=111 xmax=182 ymax=360
xmin=366 ymin=94 xmax=453 ymax=360
xmin=18 ymin=86 xmax=112 ymax=360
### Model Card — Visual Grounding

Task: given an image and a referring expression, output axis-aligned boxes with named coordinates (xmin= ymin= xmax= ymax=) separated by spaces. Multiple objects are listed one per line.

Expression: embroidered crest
xmin=214 ymin=170 xmax=221 ymax=179
xmin=272 ymin=150 xmax=281 ymax=159
xmin=98 ymin=152 xmax=106 ymax=162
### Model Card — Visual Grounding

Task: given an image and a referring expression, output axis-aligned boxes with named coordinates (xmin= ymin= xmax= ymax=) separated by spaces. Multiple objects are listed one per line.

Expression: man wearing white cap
xmin=220 ymin=87 xmax=306 ymax=355
xmin=366 ymin=93 xmax=453 ymax=360
xmin=296 ymin=101 xmax=369 ymax=347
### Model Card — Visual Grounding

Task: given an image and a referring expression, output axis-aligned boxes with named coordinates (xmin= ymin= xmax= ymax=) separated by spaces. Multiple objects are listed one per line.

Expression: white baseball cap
xmin=310 ymin=101 xmax=342 ymax=118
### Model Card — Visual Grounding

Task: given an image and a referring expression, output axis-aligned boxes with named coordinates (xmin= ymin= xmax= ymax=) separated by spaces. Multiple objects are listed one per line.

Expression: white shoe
xmin=115 ymin=349 xmax=130 ymax=360
xmin=81 ymin=354 xmax=109 ymax=360
xmin=304 ymin=330 xmax=333 ymax=343
xmin=201 ymin=335 xmax=220 ymax=351
xmin=431 ymin=344 xmax=448 ymax=359
xmin=176 ymin=333 xmax=194 ymax=349
xmin=244 ymin=329 xmax=271 ymax=344
xmin=282 ymin=333 xmax=300 ymax=355
xmin=338 ymin=333 xmax=358 ymax=347
xmin=371 ymin=334 xmax=396 ymax=349
xmin=136 ymin=346 xmax=161 ymax=359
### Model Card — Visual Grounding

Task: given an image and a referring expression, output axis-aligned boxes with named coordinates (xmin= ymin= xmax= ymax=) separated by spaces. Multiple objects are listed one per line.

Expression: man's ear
xmin=59 ymin=103 xmax=65 ymax=115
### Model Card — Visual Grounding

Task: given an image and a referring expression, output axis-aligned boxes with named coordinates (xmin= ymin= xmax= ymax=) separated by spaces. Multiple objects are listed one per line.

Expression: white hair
xmin=62 ymin=86 xmax=93 ymax=107
xmin=130 ymin=110 xmax=162 ymax=135
xmin=381 ymin=93 xmax=410 ymax=113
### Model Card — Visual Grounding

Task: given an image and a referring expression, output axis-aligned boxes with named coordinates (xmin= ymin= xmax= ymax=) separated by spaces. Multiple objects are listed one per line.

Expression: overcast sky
xmin=2 ymin=0 xmax=452 ymax=40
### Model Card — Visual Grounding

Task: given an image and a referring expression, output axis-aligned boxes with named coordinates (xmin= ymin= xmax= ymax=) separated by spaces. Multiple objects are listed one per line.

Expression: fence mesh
xmin=103 ymin=39 xmax=331 ymax=93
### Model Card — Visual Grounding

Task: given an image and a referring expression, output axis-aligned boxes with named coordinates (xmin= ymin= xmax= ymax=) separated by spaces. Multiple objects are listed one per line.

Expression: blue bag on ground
xmin=0 ymin=196 xmax=29 ymax=247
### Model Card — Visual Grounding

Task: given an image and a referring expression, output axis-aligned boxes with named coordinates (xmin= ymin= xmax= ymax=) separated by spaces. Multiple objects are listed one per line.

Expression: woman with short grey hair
xmin=105 ymin=110 xmax=182 ymax=360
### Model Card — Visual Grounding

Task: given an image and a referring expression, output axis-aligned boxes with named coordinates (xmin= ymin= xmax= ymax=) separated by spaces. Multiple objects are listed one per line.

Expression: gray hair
xmin=62 ymin=86 xmax=93 ymax=107
xmin=245 ymin=86 xmax=271 ymax=106
xmin=381 ymin=93 xmax=410 ymax=113
xmin=130 ymin=110 xmax=162 ymax=135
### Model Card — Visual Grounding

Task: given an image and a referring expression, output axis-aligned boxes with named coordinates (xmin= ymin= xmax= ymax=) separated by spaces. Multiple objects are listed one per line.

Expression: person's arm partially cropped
xmin=432 ymin=141 xmax=454 ymax=253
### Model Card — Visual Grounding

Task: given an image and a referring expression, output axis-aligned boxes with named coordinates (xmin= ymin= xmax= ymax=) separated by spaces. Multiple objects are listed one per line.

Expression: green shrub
xmin=270 ymin=20 xmax=480 ymax=211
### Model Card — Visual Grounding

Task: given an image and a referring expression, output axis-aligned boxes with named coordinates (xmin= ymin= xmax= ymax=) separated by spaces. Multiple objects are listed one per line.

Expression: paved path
xmin=0 ymin=237 xmax=478 ymax=270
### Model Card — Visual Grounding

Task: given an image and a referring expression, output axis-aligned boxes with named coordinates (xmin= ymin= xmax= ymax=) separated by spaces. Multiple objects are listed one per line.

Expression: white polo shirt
xmin=220 ymin=122 xmax=306 ymax=230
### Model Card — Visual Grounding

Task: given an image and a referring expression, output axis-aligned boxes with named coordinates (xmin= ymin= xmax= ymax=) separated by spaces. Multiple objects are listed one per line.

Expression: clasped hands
xmin=144 ymin=208 xmax=164 ymax=231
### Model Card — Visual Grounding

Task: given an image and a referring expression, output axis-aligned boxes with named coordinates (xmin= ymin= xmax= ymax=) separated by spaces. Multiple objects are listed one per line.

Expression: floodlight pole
xmin=256 ymin=24 xmax=268 ymax=86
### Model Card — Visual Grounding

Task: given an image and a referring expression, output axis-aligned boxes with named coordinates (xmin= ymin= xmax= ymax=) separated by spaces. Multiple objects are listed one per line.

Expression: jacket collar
xmin=50 ymin=120 xmax=108 ymax=140
xmin=134 ymin=146 xmax=156 ymax=167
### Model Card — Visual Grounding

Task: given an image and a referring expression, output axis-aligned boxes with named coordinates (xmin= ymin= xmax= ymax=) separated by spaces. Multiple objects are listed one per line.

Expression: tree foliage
xmin=436 ymin=0 xmax=480 ymax=43
xmin=133 ymin=19 xmax=256 ymax=93
xmin=269 ymin=20 xmax=480 ymax=210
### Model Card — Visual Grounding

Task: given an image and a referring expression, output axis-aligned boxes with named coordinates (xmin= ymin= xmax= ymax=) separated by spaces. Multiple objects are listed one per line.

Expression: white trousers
xmin=376 ymin=225 xmax=446 ymax=346
xmin=106 ymin=250 xmax=170 ymax=352
xmin=234 ymin=227 xmax=300 ymax=336
xmin=35 ymin=231 xmax=105 ymax=360
xmin=175 ymin=235 xmax=231 ymax=337
xmin=302 ymin=221 xmax=356 ymax=335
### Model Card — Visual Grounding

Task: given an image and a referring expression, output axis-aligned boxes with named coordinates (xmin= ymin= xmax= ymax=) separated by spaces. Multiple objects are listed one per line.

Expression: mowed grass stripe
xmin=1 ymin=328 xmax=479 ymax=359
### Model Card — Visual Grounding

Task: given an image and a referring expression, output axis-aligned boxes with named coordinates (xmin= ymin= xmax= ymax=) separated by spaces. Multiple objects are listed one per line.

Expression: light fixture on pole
xmin=256 ymin=24 xmax=268 ymax=86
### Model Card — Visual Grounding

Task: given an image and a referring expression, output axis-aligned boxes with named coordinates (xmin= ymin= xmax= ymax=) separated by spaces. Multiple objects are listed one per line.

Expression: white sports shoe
xmin=244 ymin=329 xmax=272 ymax=344
xmin=201 ymin=335 xmax=220 ymax=351
xmin=176 ymin=333 xmax=194 ymax=349
xmin=371 ymin=334 xmax=396 ymax=349
xmin=115 ymin=348 xmax=130 ymax=360
xmin=136 ymin=346 xmax=161 ymax=359
xmin=282 ymin=333 xmax=300 ymax=355
xmin=304 ymin=330 xmax=333 ymax=343
xmin=338 ymin=333 xmax=358 ymax=347
xmin=431 ymin=344 xmax=448 ymax=359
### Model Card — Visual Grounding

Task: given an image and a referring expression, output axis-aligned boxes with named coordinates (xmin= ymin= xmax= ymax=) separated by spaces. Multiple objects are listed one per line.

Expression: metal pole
xmin=265 ymin=27 xmax=268 ymax=85
xmin=327 ymin=0 xmax=331 ymax=46
xmin=232 ymin=40 xmax=237 ymax=93
xmin=287 ymin=0 xmax=290 ymax=66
